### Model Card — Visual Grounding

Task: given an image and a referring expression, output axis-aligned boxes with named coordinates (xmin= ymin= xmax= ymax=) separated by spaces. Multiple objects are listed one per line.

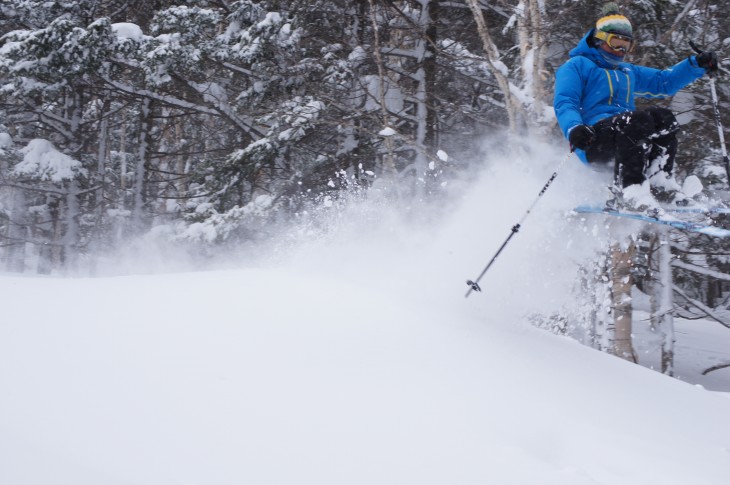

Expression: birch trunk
xmin=413 ymin=0 xmax=439 ymax=183
xmin=529 ymin=0 xmax=547 ymax=101
xmin=610 ymin=241 xmax=638 ymax=362
xmin=587 ymin=251 xmax=612 ymax=351
xmin=367 ymin=0 xmax=396 ymax=176
xmin=465 ymin=0 xmax=523 ymax=132
xmin=527 ymin=0 xmax=547 ymax=116
xmin=657 ymin=232 xmax=675 ymax=374
xmin=513 ymin=0 xmax=549 ymax=131
xmin=648 ymin=231 xmax=676 ymax=374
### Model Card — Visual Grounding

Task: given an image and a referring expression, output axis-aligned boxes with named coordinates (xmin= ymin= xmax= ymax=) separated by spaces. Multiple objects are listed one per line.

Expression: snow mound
xmin=1 ymin=268 xmax=729 ymax=485
xmin=2 ymin=142 xmax=729 ymax=484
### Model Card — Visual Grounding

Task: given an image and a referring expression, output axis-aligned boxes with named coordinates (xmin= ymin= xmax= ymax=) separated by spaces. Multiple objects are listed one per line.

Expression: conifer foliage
xmin=0 ymin=0 xmax=729 ymax=277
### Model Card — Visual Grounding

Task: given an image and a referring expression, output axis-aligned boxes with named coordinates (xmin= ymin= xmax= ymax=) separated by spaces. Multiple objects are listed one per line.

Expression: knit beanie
xmin=595 ymin=3 xmax=633 ymax=39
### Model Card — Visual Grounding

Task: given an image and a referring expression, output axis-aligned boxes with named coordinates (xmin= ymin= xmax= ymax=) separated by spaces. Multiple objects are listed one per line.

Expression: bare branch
xmin=702 ymin=362 xmax=730 ymax=375
xmin=673 ymin=285 xmax=730 ymax=330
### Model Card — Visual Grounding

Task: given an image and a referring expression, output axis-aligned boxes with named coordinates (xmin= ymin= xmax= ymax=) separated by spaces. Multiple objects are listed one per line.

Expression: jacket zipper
xmin=604 ymin=69 xmax=630 ymax=105
xmin=604 ymin=70 xmax=614 ymax=105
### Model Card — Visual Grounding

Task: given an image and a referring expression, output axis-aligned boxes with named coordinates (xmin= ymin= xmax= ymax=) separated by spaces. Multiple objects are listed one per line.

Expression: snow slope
xmin=1 ymin=144 xmax=729 ymax=484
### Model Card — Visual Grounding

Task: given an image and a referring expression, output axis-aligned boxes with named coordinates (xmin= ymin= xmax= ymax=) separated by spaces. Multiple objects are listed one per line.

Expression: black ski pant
xmin=584 ymin=107 xmax=679 ymax=187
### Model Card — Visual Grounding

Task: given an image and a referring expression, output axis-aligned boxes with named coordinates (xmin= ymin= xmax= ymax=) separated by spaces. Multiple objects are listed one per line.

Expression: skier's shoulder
xmin=564 ymin=55 xmax=592 ymax=68
xmin=558 ymin=55 xmax=594 ymax=76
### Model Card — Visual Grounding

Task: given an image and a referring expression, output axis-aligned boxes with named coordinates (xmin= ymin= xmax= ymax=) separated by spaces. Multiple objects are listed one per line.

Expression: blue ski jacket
xmin=554 ymin=30 xmax=706 ymax=163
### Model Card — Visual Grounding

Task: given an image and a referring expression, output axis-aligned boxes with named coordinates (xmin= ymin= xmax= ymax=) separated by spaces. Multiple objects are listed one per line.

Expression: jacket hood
xmin=569 ymin=29 xmax=625 ymax=69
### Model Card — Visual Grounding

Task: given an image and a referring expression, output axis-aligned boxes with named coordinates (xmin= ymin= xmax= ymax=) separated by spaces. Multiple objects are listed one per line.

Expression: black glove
xmin=568 ymin=124 xmax=595 ymax=150
xmin=696 ymin=51 xmax=719 ymax=74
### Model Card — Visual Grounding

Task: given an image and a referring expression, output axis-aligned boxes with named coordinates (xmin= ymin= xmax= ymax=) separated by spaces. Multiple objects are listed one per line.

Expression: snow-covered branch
xmin=673 ymin=285 xmax=730 ymax=330
xmin=702 ymin=362 xmax=730 ymax=375
xmin=673 ymin=259 xmax=730 ymax=282
xmin=183 ymin=79 xmax=263 ymax=140
xmin=102 ymin=76 xmax=220 ymax=115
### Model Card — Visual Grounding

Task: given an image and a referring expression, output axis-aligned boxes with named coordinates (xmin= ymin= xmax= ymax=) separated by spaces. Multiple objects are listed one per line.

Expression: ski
xmin=659 ymin=205 xmax=730 ymax=215
xmin=573 ymin=205 xmax=730 ymax=238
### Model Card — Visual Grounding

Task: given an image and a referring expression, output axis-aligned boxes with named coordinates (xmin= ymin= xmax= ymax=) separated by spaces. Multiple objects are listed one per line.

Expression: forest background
xmin=2 ymin=0 xmax=730 ymax=317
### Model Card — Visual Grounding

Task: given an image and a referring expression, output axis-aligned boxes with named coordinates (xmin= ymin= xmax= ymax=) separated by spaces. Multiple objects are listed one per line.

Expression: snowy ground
xmin=2 ymin=142 xmax=730 ymax=484
xmin=633 ymin=311 xmax=730 ymax=392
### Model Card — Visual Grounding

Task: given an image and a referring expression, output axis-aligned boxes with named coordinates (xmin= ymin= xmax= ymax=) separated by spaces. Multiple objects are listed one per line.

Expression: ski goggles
xmin=595 ymin=31 xmax=636 ymax=54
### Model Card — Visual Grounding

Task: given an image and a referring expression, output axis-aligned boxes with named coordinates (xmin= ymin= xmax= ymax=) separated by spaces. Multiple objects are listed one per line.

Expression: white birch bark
xmin=367 ymin=0 xmax=397 ymax=176
xmin=409 ymin=0 xmax=438 ymax=190
xmin=657 ymin=232 xmax=675 ymax=375
xmin=413 ymin=41 xmax=429 ymax=182
xmin=649 ymin=231 xmax=675 ymax=375
xmin=527 ymin=0 xmax=547 ymax=114
xmin=513 ymin=0 xmax=548 ymax=131
xmin=610 ymin=241 xmax=637 ymax=362
xmin=465 ymin=0 xmax=523 ymax=132
xmin=589 ymin=252 xmax=612 ymax=351
xmin=581 ymin=247 xmax=613 ymax=351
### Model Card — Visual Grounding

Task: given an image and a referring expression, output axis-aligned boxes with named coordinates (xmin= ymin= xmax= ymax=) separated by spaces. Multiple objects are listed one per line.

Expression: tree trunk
xmin=96 ymin=97 xmax=111 ymax=185
xmin=4 ymin=186 xmax=28 ymax=273
xmin=416 ymin=0 xmax=439 ymax=172
xmin=465 ymin=0 xmax=523 ymax=132
xmin=131 ymin=98 xmax=153 ymax=233
xmin=610 ymin=241 xmax=638 ymax=362
xmin=652 ymin=231 xmax=675 ymax=375
xmin=61 ymin=181 xmax=80 ymax=274
xmin=516 ymin=1 xmax=546 ymax=113
xmin=367 ymin=0 xmax=396 ymax=176
xmin=587 ymin=250 xmax=612 ymax=351
xmin=648 ymin=231 xmax=676 ymax=375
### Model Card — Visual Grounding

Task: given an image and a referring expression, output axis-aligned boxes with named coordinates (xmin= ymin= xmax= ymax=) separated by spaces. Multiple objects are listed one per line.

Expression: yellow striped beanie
xmin=596 ymin=3 xmax=633 ymax=38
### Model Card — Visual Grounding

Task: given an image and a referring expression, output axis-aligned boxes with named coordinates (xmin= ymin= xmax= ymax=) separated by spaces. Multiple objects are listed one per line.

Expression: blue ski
xmin=573 ymin=205 xmax=730 ymax=238
xmin=661 ymin=205 xmax=730 ymax=215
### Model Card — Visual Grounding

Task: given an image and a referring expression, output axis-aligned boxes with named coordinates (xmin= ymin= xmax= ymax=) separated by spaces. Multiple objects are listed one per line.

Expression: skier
xmin=553 ymin=3 xmax=718 ymax=206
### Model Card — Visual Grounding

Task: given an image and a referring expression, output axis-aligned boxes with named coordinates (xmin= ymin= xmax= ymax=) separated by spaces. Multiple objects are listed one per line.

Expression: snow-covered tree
xmin=1 ymin=0 xmax=730 ymax=281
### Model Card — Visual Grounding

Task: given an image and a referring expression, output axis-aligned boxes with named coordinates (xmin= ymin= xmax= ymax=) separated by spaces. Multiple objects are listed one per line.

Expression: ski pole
xmin=708 ymin=77 xmax=730 ymax=181
xmin=465 ymin=150 xmax=574 ymax=298
xmin=690 ymin=41 xmax=730 ymax=182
